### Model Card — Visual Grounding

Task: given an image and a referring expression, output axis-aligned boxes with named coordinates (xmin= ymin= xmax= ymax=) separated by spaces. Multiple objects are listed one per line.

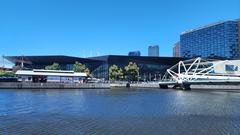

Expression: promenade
xmin=0 ymin=82 xmax=161 ymax=89
xmin=0 ymin=82 xmax=110 ymax=89
xmin=1 ymin=82 xmax=240 ymax=90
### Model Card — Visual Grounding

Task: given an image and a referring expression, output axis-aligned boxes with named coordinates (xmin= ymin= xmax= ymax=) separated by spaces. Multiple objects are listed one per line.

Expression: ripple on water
xmin=1 ymin=114 xmax=240 ymax=135
xmin=0 ymin=89 xmax=240 ymax=135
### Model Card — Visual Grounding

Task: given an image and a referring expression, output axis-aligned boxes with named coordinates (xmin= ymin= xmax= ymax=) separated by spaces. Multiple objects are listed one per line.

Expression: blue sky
xmin=0 ymin=0 xmax=239 ymax=60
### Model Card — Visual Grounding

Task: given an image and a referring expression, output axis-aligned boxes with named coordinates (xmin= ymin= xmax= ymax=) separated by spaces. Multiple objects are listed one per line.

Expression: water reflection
xmin=0 ymin=89 xmax=240 ymax=135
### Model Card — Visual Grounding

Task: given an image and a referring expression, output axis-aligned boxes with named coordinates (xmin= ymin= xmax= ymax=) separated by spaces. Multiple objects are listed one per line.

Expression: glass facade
xmin=5 ymin=55 xmax=186 ymax=81
xmin=225 ymin=64 xmax=238 ymax=71
xmin=89 ymin=55 xmax=185 ymax=81
xmin=128 ymin=51 xmax=141 ymax=56
xmin=180 ymin=20 xmax=240 ymax=59
xmin=66 ymin=64 xmax=73 ymax=70
xmin=148 ymin=45 xmax=159 ymax=57
xmin=173 ymin=42 xmax=180 ymax=57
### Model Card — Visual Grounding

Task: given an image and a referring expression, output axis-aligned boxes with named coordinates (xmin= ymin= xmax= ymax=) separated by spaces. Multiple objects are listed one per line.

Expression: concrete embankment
xmin=110 ymin=83 xmax=160 ymax=89
xmin=1 ymin=82 xmax=239 ymax=90
xmin=191 ymin=84 xmax=240 ymax=90
xmin=0 ymin=82 xmax=161 ymax=89
xmin=0 ymin=82 xmax=110 ymax=89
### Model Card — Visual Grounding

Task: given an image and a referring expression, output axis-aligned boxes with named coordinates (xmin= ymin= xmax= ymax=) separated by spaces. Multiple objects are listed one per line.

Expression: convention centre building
xmin=5 ymin=55 xmax=186 ymax=81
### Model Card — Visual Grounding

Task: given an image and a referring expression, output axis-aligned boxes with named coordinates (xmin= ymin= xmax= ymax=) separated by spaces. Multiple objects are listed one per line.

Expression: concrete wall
xmin=213 ymin=60 xmax=240 ymax=74
xmin=111 ymin=82 xmax=160 ymax=89
xmin=0 ymin=82 xmax=110 ymax=89
xmin=191 ymin=84 xmax=240 ymax=90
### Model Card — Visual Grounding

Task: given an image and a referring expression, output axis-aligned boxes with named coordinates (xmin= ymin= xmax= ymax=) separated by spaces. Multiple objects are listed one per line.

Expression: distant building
xmin=148 ymin=45 xmax=159 ymax=57
xmin=173 ymin=42 xmax=180 ymax=57
xmin=180 ymin=19 xmax=240 ymax=59
xmin=128 ymin=51 xmax=141 ymax=56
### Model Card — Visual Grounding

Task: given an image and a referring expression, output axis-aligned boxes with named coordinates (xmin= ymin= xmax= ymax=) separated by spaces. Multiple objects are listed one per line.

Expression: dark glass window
xmin=225 ymin=65 xmax=238 ymax=71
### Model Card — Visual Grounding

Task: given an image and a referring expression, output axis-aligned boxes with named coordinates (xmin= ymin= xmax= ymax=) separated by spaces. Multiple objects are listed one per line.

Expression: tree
xmin=84 ymin=68 xmax=91 ymax=77
xmin=73 ymin=61 xmax=91 ymax=77
xmin=12 ymin=65 xmax=21 ymax=73
xmin=0 ymin=70 xmax=15 ymax=77
xmin=73 ymin=61 xmax=86 ymax=72
xmin=109 ymin=64 xmax=124 ymax=81
xmin=124 ymin=62 xmax=139 ymax=81
xmin=45 ymin=63 xmax=61 ymax=70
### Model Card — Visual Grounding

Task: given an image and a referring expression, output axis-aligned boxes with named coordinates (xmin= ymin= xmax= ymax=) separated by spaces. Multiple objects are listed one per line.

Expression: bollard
xmin=126 ymin=83 xmax=130 ymax=88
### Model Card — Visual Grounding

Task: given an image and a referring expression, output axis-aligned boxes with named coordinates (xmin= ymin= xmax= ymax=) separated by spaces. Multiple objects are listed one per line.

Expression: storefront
xmin=15 ymin=69 xmax=87 ymax=83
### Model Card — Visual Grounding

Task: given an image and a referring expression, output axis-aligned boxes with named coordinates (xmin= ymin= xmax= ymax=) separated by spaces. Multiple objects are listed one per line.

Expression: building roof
xmin=88 ymin=55 xmax=186 ymax=65
xmin=16 ymin=69 xmax=87 ymax=77
xmin=5 ymin=55 xmax=187 ymax=67
xmin=181 ymin=19 xmax=239 ymax=35
xmin=4 ymin=55 xmax=101 ymax=65
xmin=0 ymin=66 xmax=12 ymax=70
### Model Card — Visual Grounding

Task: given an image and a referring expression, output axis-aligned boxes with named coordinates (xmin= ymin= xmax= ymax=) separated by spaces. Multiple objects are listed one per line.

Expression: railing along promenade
xmin=0 ymin=81 xmax=161 ymax=89
xmin=0 ymin=82 xmax=110 ymax=89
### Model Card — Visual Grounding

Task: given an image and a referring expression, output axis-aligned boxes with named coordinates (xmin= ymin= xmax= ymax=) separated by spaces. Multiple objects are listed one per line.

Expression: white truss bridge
xmin=159 ymin=57 xmax=240 ymax=90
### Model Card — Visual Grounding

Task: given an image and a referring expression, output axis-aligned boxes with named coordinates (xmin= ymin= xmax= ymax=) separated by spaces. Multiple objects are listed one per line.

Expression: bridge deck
xmin=159 ymin=79 xmax=240 ymax=85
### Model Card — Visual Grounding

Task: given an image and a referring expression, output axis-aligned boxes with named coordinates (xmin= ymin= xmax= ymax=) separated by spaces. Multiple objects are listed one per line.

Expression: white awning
xmin=16 ymin=70 xmax=87 ymax=77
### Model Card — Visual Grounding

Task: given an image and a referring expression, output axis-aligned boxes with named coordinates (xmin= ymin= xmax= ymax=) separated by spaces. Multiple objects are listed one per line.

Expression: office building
xmin=180 ymin=19 xmax=240 ymax=59
xmin=128 ymin=51 xmax=141 ymax=56
xmin=148 ymin=45 xmax=159 ymax=57
xmin=173 ymin=42 xmax=180 ymax=57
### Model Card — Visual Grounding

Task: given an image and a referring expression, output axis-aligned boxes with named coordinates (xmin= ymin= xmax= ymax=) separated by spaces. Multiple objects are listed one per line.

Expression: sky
xmin=0 ymin=0 xmax=239 ymax=62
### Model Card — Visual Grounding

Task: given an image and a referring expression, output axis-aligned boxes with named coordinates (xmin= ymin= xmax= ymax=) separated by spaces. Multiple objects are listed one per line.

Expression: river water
xmin=0 ymin=89 xmax=240 ymax=135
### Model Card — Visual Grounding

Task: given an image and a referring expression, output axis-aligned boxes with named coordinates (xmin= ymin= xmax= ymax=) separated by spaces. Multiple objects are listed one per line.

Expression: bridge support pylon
xmin=182 ymin=83 xmax=191 ymax=91
xmin=159 ymin=84 xmax=168 ymax=89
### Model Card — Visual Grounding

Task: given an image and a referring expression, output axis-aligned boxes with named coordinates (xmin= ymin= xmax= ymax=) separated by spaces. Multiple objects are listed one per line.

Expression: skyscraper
xmin=173 ymin=42 xmax=180 ymax=57
xmin=180 ymin=19 xmax=240 ymax=59
xmin=148 ymin=45 xmax=159 ymax=57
